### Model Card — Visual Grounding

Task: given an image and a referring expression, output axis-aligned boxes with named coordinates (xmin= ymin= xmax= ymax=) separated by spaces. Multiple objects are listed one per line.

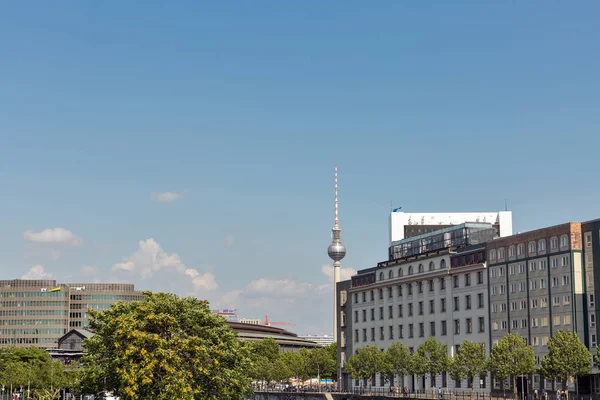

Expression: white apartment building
xmin=299 ymin=334 xmax=334 ymax=347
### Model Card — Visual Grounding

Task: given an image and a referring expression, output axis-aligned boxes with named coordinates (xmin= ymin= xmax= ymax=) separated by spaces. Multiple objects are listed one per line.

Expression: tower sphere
xmin=328 ymin=241 xmax=346 ymax=261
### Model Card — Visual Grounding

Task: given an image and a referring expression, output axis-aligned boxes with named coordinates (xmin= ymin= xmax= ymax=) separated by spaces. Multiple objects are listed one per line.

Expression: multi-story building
xmin=338 ymin=223 xmax=497 ymax=392
xmin=486 ymin=223 xmax=591 ymax=394
xmin=299 ymin=334 xmax=334 ymax=347
xmin=0 ymin=279 xmax=145 ymax=348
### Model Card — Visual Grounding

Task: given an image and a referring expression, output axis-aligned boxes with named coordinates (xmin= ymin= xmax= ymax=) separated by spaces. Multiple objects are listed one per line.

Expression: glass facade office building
xmin=0 ymin=279 xmax=145 ymax=348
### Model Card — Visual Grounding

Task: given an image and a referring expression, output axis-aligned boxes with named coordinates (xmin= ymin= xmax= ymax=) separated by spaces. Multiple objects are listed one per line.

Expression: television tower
xmin=328 ymin=165 xmax=346 ymax=340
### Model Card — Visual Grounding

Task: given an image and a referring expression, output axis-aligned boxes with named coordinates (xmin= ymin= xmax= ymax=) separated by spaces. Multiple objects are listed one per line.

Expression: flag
xmin=392 ymin=207 xmax=403 ymax=212
xmin=49 ymin=287 xmax=61 ymax=292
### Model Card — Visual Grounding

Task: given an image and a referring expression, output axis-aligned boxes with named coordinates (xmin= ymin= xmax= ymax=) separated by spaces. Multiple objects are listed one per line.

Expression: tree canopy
xmin=541 ymin=330 xmax=591 ymax=389
xmin=80 ymin=292 xmax=253 ymax=400
xmin=346 ymin=345 xmax=386 ymax=387
xmin=410 ymin=337 xmax=448 ymax=388
xmin=488 ymin=334 xmax=536 ymax=397
xmin=384 ymin=341 xmax=412 ymax=387
xmin=450 ymin=341 xmax=487 ymax=397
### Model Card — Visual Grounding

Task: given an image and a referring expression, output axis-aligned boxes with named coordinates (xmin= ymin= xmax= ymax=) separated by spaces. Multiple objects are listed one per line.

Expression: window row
xmin=491 ymin=295 xmax=571 ymax=312
xmin=489 ymin=235 xmax=570 ymax=262
xmin=354 ymin=293 xmax=486 ymax=323
xmin=378 ymin=260 xmax=448 ymax=281
xmin=353 ymin=317 xmax=486 ymax=342
xmin=354 ymin=272 xmax=484 ymax=304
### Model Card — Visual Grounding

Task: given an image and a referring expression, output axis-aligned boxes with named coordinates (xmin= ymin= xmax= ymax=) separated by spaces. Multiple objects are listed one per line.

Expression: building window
xmin=453 ymin=276 xmax=459 ymax=288
xmin=465 ymin=274 xmax=471 ymax=286
xmin=354 ymin=310 xmax=358 ymax=323
xmin=531 ymin=299 xmax=538 ymax=308
xmin=428 ymin=279 xmax=434 ymax=292
xmin=380 ymin=326 xmax=384 ymax=340
xmin=489 ymin=249 xmax=496 ymax=261
xmin=493 ymin=321 xmax=499 ymax=330
xmin=419 ymin=323 xmax=424 ymax=337
xmin=540 ymin=260 xmax=547 ymax=270
xmin=419 ymin=301 xmax=424 ymax=316
xmin=478 ymin=317 xmax=485 ymax=333
xmin=465 ymin=295 xmax=472 ymax=310
xmin=363 ymin=309 xmax=367 ymax=322
xmin=362 ymin=292 xmax=367 ymax=302
xmin=441 ymin=298 xmax=446 ymax=312
xmin=409 ymin=324 xmax=414 ymax=338
xmin=563 ymin=276 xmax=570 ymax=286
xmin=498 ymin=248 xmax=505 ymax=259
xmin=355 ymin=329 xmax=359 ymax=342
xmin=529 ymin=242 xmax=536 ymax=254
xmin=532 ymin=317 xmax=539 ymax=328
xmin=398 ymin=285 xmax=403 ymax=297
xmin=430 ymin=299 xmax=435 ymax=314
xmin=441 ymin=320 xmax=447 ymax=336
xmin=477 ymin=271 xmax=484 ymax=284
xmin=564 ymin=295 xmax=571 ymax=305
xmin=408 ymin=284 xmax=413 ymax=296
xmin=539 ymin=240 xmax=546 ymax=251
xmin=363 ymin=329 xmax=367 ymax=342
xmin=399 ymin=267 xmax=404 ymax=277
xmin=541 ymin=317 xmax=549 ymax=327
xmin=398 ymin=304 xmax=403 ymax=318
xmin=388 ymin=270 xmax=394 ymax=279
xmin=408 ymin=266 xmax=414 ymax=275
xmin=440 ymin=259 xmax=447 ymax=269
xmin=466 ymin=318 xmax=472 ymax=334
xmin=478 ymin=293 xmax=484 ymax=309
xmin=454 ymin=297 xmax=460 ymax=311
xmin=408 ymin=303 xmax=413 ymax=317
xmin=501 ymin=320 xmax=507 ymax=330
xmin=512 ymin=320 xmax=519 ymax=330
xmin=561 ymin=235 xmax=569 ymax=248
xmin=440 ymin=278 xmax=446 ymax=290
xmin=379 ymin=289 xmax=384 ymax=300
xmin=586 ymin=233 xmax=593 ymax=247
xmin=389 ymin=305 xmax=393 ymax=319
xmin=418 ymin=281 xmax=423 ymax=294
xmin=371 ymin=327 xmax=375 ymax=341
xmin=399 ymin=324 xmax=404 ymax=339
xmin=418 ymin=264 xmax=424 ymax=273
xmin=371 ymin=308 xmax=375 ymax=321
xmin=509 ymin=246 xmax=516 ymax=257
xmin=388 ymin=287 xmax=393 ymax=298
xmin=379 ymin=272 xmax=384 ymax=281
xmin=354 ymin=293 xmax=358 ymax=304
xmin=511 ymin=301 xmax=517 ymax=311
xmin=429 ymin=261 xmax=435 ymax=271
xmin=521 ymin=319 xmax=527 ymax=329
xmin=454 ymin=319 xmax=460 ymax=334
xmin=551 ymin=237 xmax=558 ymax=249
xmin=370 ymin=290 xmax=375 ymax=301
xmin=389 ymin=325 xmax=394 ymax=340
xmin=518 ymin=244 xmax=524 ymax=256
xmin=530 ymin=261 xmax=536 ymax=271
xmin=430 ymin=321 xmax=436 ymax=336
xmin=379 ymin=307 xmax=384 ymax=320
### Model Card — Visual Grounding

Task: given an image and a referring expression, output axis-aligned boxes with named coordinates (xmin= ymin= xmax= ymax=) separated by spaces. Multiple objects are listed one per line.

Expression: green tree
xmin=79 ymin=292 xmax=253 ymax=400
xmin=384 ymin=341 xmax=412 ymax=388
xmin=540 ymin=330 xmax=592 ymax=394
xmin=323 ymin=342 xmax=338 ymax=380
xmin=307 ymin=347 xmax=336 ymax=387
xmin=488 ymin=334 xmax=536 ymax=399
xmin=346 ymin=345 xmax=386 ymax=389
xmin=248 ymin=338 xmax=281 ymax=386
xmin=410 ymin=338 xmax=448 ymax=393
xmin=451 ymin=341 xmax=488 ymax=398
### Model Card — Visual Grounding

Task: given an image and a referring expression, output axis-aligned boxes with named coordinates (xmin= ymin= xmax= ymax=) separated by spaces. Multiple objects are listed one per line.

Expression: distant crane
xmin=264 ymin=315 xmax=296 ymax=327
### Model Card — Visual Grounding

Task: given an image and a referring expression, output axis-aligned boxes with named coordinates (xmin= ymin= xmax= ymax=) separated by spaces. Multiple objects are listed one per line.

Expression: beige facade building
xmin=0 ymin=279 xmax=145 ymax=348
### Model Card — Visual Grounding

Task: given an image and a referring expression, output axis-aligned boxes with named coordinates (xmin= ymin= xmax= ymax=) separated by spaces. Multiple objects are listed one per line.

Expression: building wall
xmin=390 ymin=212 xmax=513 ymax=243
xmin=486 ymin=223 xmax=589 ymax=392
xmin=0 ymin=280 xmax=144 ymax=348
xmin=342 ymin=251 xmax=490 ymax=392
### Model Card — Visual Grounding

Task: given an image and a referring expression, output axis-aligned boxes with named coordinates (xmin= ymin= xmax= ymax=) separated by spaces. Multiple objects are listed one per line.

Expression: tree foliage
xmin=410 ymin=337 xmax=448 ymax=387
xmin=384 ymin=341 xmax=412 ymax=387
xmin=346 ymin=345 xmax=386 ymax=387
xmin=451 ymin=341 xmax=488 ymax=397
xmin=80 ymin=292 xmax=253 ymax=400
xmin=540 ymin=330 xmax=592 ymax=389
xmin=488 ymin=334 xmax=536 ymax=397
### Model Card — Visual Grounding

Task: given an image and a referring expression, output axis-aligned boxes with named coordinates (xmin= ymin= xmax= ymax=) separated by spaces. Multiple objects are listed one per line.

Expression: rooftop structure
xmin=299 ymin=334 xmax=334 ymax=347
xmin=390 ymin=211 xmax=513 ymax=243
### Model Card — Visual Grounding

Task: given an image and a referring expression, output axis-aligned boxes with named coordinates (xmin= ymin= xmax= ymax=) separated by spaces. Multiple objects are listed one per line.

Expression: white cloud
xmin=113 ymin=238 xmax=218 ymax=291
xmin=22 ymin=265 xmax=52 ymax=279
xmin=81 ymin=265 xmax=99 ymax=275
xmin=224 ymin=234 xmax=234 ymax=247
xmin=23 ymin=228 xmax=83 ymax=246
xmin=151 ymin=192 xmax=184 ymax=203
xmin=245 ymin=278 xmax=328 ymax=298
xmin=321 ymin=264 xmax=357 ymax=283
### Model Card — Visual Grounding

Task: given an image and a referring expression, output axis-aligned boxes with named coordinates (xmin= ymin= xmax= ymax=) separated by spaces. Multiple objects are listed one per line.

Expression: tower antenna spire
xmin=334 ymin=164 xmax=339 ymax=227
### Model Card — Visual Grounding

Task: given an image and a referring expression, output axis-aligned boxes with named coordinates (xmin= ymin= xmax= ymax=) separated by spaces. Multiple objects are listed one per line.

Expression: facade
xmin=228 ymin=322 xmax=320 ymax=352
xmin=338 ymin=223 xmax=496 ymax=392
xmin=0 ymin=279 xmax=145 ymax=348
xmin=47 ymin=328 xmax=95 ymax=364
xmin=299 ymin=334 xmax=334 ymax=347
xmin=486 ymin=223 xmax=591 ymax=393
xmin=390 ymin=211 xmax=513 ymax=243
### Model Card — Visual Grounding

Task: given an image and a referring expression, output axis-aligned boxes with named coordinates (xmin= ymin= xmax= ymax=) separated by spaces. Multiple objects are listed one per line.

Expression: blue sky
xmin=1 ymin=1 xmax=599 ymax=334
